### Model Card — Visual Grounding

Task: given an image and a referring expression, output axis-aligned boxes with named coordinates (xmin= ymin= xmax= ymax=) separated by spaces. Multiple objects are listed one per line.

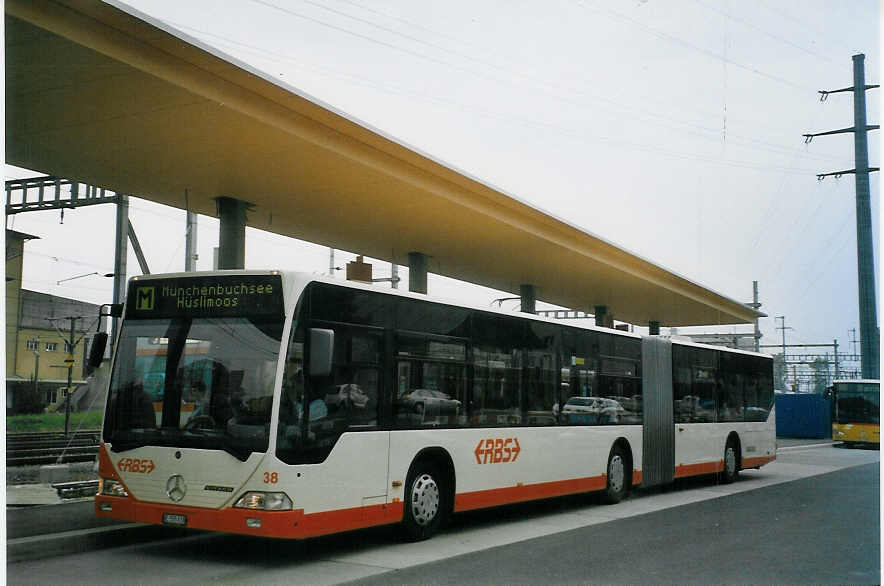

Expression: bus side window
xmin=394 ymin=334 xmax=467 ymax=427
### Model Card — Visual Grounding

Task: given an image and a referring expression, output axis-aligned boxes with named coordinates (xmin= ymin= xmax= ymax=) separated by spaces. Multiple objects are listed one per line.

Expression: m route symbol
xmin=135 ymin=287 xmax=155 ymax=311
xmin=474 ymin=437 xmax=520 ymax=464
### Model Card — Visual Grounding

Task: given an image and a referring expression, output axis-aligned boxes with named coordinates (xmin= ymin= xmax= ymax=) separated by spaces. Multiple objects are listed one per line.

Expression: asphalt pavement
xmin=347 ymin=462 xmax=879 ymax=585
xmin=6 ymin=440 xmax=879 ymax=584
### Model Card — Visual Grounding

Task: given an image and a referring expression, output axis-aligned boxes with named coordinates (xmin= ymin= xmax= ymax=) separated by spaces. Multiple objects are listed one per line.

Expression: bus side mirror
xmin=309 ymin=328 xmax=334 ymax=378
xmin=88 ymin=332 xmax=108 ymax=369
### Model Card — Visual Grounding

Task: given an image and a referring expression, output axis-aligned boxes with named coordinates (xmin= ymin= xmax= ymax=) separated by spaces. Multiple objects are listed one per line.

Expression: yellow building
xmin=6 ymin=230 xmax=101 ymax=412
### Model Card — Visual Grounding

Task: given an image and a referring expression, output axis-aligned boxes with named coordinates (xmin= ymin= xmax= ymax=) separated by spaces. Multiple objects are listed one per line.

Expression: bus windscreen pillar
xmin=408 ymin=252 xmax=428 ymax=294
xmin=649 ymin=321 xmax=660 ymax=335
xmin=520 ymin=284 xmax=537 ymax=314
xmin=215 ymin=197 xmax=251 ymax=270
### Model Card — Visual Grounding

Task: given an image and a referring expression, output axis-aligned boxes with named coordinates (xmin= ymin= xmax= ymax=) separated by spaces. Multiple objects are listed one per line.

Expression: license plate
xmin=163 ymin=513 xmax=187 ymax=526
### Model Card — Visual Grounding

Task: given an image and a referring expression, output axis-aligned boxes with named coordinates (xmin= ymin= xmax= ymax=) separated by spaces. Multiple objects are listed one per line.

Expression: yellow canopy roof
xmin=5 ymin=0 xmax=761 ymax=326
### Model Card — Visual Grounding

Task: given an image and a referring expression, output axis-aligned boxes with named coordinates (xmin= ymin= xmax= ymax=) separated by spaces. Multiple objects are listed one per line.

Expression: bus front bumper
xmin=95 ymin=496 xmax=404 ymax=539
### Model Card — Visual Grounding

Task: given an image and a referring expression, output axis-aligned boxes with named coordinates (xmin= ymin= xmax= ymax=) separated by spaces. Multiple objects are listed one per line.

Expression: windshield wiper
xmin=108 ymin=429 xmax=170 ymax=453
xmin=109 ymin=440 xmax=149 ymax=453
xmin=221 ymin=433 xmax=253 ymax=462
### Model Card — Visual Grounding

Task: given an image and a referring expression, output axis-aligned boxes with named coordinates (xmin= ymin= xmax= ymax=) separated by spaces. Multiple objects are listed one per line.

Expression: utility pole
xmin=48 ymin=316 xmax=83 ymax=437
xmin=750 ymin=280 xmax=762 ymax=352
xmin=803 ymin=54 xmax=879 ymax=379
xmin=833 ymin=339 xmax=839 ymax=379
xmin=63 ymin=317 xmax=79 ymax=437
xmin=185 ymin=210 xmax=198 ymax=272
xmin=32 ymin=345 xmax=40 ymax=399
xmin=776 ymin=316 xmax=792 ymax=389
xmin=776 ymin=316 xmax=792 ymax=359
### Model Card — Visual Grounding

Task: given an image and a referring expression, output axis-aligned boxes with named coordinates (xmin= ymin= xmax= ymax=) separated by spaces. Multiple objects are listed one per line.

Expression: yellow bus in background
xmin=832 ymin=380 xmax=879 ymax=447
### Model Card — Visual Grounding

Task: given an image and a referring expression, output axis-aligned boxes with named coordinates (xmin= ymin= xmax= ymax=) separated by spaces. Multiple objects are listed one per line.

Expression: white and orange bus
xmin=93 ymin=270 xmax=775 ymax=540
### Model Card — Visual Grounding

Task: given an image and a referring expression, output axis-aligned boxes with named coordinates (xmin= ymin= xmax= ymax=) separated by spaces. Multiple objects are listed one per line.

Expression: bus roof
xmin=131 ymin=269 xmax=771 ymax=359
xmin=7 ymin=1 xmax=761 ymax=327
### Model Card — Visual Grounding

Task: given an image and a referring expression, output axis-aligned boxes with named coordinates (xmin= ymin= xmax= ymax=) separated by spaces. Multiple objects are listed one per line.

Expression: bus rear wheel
xmin=603 ymin=444 xmax=629 ymax=504
xmin=401 ymin=462 xmax=446 ymax=541
xmin=721 ymin=438 xmax=740 ymax=484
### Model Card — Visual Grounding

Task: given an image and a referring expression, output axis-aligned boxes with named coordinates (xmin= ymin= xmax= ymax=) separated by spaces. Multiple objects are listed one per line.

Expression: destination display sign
xmin=126 ymin=274 xmax=284 ymax=319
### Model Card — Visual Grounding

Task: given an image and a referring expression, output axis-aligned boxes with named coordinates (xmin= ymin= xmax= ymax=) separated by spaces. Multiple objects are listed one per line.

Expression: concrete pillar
xmin=594 ymin=305 xmax=608 ymax=327
xmin=111 ymin=195 xmax=129 ymax=350
xmin=648 ymin=321 xmax=660 ymax=335
xmin=520 ymin=284 xmax=536 ymax=314
xmin=408 ymin=252 xmax=428 ymax=294
xmin=216 ymin=197 xmax=250 ymax=270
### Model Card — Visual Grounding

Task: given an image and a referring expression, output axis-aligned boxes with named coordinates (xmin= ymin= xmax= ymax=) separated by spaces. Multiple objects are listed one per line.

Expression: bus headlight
xmin=233 ymin=491 xmax=293 ymax=511
xmin=99 ymin=478 xmax=129 ymax=498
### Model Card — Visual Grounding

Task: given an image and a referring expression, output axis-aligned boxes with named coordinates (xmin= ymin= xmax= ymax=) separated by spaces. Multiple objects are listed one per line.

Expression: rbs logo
xmin=474 ymin=437 xmax=521 ymax=464
xmin=135 ymin=287 xmax=155 ymax=311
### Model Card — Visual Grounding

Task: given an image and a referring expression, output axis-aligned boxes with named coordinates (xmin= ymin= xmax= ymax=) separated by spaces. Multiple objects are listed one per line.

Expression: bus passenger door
xmin=310 ymin=324 xmax=389 ymax=507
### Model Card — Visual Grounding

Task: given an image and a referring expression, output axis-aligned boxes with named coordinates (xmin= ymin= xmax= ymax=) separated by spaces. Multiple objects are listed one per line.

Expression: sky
xmin=4 ymin=0 xmax=880 ymax=370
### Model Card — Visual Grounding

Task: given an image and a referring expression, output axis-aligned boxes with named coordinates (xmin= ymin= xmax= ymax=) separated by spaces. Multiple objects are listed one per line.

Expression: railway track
xmin=7 ymin=431 xmax=101 ymax=467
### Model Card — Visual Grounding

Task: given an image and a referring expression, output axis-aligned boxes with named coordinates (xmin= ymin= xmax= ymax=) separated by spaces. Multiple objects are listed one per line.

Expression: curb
xmin=777 ymin=442 xmax=835 ymax=452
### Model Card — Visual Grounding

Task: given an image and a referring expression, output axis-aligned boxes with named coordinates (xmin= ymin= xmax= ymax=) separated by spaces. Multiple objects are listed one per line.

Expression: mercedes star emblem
xmin=165 ymin=474 xmax=187 ymax=502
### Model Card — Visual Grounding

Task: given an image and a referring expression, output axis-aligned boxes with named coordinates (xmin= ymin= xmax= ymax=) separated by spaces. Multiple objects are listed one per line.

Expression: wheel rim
xmin=608 ymin=454 xmax=624 ymax=493
xmin=410 ymin=473 xmax=440 ymax=526
xmin=725 ymin=446 xmax=736 ymax=476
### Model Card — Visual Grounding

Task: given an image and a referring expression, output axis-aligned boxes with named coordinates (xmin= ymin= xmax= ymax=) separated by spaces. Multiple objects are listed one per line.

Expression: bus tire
xmin=401 ymin=462 xmax=446 ymax=541
xmin=603 ymin=444 xmax=629 ymax=504
xmin=721 ymin=437 xmax=740 ymax=484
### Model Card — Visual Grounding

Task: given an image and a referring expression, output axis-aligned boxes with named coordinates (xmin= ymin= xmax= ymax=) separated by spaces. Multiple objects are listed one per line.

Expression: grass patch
xmin=7 ymin=410 xmax=103 ymax=434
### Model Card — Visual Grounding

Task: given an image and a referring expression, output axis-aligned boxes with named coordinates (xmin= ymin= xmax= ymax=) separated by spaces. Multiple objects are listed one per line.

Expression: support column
xmin=216 ymin=197 xmax=250 ymax=270
xmin=111 ymin=195 xmax=129 ymax=351
xmin=408 ymin=252 xmax=428 ymax=294
xmin=752 ymin=281 xmax=761 ymax=352
xmin=648 ymin=321 xmax=660 ymax=335
xmin=594 ymin=305 xmax=608 ymax=328
xmin=519 ymin=284 xmax=537 ymax=314
xmin=185 ymin=211 xmax=198 ymax=272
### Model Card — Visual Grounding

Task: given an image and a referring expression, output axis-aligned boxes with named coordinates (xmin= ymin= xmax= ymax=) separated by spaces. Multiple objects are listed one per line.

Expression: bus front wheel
xmin=401 ymin=462 xmax=446 ymax=541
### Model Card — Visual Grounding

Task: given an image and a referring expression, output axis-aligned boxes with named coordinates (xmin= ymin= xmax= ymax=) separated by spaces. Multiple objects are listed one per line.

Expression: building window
xmin=45 ymin=342 xmax=58 ymax=352
xmin=64 ymin=341 xmax=74 ymax=353
xmin=26 ymin=340 xmax=39 ymax=351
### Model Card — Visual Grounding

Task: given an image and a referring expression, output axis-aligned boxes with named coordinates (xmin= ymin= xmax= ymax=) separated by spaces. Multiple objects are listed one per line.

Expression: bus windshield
xmin=102 ymin=275 xmax=285 ymax=460
xmin=834 ymin=382 xmax=879 ymax=425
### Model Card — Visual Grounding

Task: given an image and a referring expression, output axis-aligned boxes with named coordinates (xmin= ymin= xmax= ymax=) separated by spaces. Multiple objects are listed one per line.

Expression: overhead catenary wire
xmin=197 ymin=1 xmax=837 ymax=164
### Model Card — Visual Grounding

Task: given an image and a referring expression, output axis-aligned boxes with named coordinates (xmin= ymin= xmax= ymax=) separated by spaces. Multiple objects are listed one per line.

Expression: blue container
xmin=775 ymin=393 xmax=832 ymax=439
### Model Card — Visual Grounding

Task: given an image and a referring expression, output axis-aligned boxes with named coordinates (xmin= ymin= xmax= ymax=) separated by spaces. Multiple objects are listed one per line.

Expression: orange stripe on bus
xmin=741 ymin=455 xmax=776 ymax=468
xmin=454 ymin=475 xmax=608 ymax=512
xmin=674 ymin=461 xmax=723 ymax=478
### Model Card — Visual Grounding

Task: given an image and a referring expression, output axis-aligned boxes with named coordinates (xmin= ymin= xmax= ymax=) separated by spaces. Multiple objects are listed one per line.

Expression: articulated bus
xmin=93 ymin=271 xmax=775 ymax=540
xmin=832 ymin=379 xmax=880 ymax=446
